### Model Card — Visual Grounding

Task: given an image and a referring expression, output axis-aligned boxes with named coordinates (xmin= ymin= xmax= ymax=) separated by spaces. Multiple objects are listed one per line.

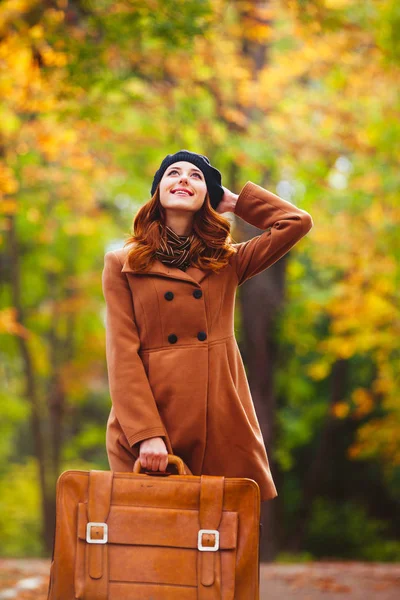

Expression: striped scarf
xmin=154 ymin=223 xmax=195 ymax=271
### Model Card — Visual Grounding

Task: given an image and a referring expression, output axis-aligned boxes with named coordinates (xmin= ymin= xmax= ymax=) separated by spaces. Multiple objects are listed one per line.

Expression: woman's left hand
xmin=215 ymin=186 xmax=238 ymax=214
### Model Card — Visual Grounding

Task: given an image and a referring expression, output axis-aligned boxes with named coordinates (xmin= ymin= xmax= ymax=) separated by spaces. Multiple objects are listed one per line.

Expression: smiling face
xmin=158 ymin=161 xmax=208 ymax=215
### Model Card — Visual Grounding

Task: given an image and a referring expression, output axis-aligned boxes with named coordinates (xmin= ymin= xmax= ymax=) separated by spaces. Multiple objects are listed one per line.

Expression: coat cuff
xmin=234 ymin=180 xmax=254 ymax=211
xmin=128 ymin=427 xmax=170 ymax=449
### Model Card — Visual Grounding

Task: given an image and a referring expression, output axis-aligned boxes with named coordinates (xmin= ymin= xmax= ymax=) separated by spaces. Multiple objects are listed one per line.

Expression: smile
xmin=171 ymin=189 xmax=194 ymax=196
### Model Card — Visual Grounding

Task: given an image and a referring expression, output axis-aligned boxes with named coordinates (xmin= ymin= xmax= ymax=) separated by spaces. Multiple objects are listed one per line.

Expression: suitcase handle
xmin=133 ymin=453 xmax=187 ymax=475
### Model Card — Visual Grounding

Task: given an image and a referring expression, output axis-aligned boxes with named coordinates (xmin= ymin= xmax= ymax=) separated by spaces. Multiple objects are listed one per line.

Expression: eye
xmin=168 ymin=169 xmax=202 ymax=179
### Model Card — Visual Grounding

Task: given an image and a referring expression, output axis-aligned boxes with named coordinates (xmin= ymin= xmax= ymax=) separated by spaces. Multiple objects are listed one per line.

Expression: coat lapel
xmin=121 ymin=253 xmax=211 ymax=285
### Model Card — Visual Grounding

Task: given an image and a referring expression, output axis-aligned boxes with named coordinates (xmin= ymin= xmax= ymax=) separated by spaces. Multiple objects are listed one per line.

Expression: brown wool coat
xmin=102 ymin=181 xmax=313 ymax=502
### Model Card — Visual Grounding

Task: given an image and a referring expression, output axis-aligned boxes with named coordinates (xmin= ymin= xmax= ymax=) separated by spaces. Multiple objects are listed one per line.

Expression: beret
xmin=150 ymin=149 xmax=224 ymax=210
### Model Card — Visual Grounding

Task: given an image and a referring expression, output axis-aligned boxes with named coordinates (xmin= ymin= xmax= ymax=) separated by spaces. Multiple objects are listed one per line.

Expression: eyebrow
xmin=167 ymin=166 xmax=203 ymax=176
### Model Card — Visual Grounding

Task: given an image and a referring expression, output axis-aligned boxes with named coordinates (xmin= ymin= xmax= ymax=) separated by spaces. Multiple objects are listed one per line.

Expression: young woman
xmin=102 ymin=149 xmax=313 ymax=503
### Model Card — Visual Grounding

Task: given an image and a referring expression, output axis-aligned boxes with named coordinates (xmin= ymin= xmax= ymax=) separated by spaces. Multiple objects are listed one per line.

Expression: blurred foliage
xmin=275 ymin=551 xmax=314 ymax=563
xmin=0 ymin=458 xmax=42 ymax=557
xmin=0 ymin=0 xmax=399 ymax=558
xmin=305 ymin=497 xmax=400 ymax=561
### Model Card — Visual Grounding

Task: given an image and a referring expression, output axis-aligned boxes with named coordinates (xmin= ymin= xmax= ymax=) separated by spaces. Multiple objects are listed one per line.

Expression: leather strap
xmin=197 ymin=475 xmax=224 ymax=599
xmin=84 ymin=470 xmax=113 ymax=600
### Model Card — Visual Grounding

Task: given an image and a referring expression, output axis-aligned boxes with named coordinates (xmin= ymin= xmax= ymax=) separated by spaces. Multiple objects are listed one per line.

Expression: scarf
xmin=154 ymin=223 xmax=195 ymax=271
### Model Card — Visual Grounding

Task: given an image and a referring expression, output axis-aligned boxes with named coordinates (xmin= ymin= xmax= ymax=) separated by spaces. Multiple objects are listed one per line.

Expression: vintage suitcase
xmin=47 ymin=454 xmax=261 ymax=599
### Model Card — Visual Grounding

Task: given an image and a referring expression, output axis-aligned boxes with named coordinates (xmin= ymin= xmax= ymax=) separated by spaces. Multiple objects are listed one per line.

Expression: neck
xmin=165 ymin=215 xmax=193 ymax=236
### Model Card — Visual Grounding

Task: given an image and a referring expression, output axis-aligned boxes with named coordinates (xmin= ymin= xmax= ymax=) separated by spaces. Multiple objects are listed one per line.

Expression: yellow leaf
xmin=352 ymin=388 xmax=374 ymax=417
xmin=0 ymin=307 xmax=30 ymax=338
xmin=29 ymin=24 xmax=44 ymax=39
xmin=324 ymin=0 xmax=353 ymax=8
xmin=307 ymin=361 xmax=331 ymax=380
xmin=332 ymin=401 xmax=350 ymax=419
xmin=0 ymin=199 xmax=18 ymax=214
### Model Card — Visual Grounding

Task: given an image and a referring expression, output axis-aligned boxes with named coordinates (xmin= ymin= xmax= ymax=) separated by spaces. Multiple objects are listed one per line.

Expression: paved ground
xmin=0 ymin=558 xmax=399 ymax=598
xmin=260 ymin=562 xmax=400 ymax=599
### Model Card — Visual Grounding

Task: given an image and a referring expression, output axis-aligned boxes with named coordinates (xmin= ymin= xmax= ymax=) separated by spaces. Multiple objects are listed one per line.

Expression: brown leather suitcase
xmin=47 ymin=454 xmax=261 ymax=599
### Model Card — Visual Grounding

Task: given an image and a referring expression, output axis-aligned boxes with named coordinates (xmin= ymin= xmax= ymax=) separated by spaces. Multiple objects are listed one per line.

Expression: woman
xmin=102 ymin=149 xmax=313 ymax=503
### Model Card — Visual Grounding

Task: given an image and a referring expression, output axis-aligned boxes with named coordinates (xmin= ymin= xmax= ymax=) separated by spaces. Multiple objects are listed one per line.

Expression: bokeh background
xmin=1 ymin=0 xmax=399 ymax=565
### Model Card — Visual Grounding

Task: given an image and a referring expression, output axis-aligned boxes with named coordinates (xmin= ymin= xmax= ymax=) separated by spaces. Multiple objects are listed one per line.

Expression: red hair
xmin=123 ymin=185 xmax=237 ymax=274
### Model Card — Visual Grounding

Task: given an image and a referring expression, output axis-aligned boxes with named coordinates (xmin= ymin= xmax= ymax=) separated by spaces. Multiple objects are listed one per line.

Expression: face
xmin=158 ymin=161 xmax=208 ymax=214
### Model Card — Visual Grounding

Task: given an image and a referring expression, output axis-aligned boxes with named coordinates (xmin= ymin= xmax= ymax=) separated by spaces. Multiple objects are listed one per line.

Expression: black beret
xmin=150 ymin=149 xmax=224 ymax=210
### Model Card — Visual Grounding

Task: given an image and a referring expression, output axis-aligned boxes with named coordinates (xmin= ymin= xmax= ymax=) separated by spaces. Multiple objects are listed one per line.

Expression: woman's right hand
xmin=139 ymin=436 xmax=169 ymax=471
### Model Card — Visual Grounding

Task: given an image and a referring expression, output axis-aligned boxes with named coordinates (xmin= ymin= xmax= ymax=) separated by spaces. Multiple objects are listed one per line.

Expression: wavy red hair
xmin=123 ymin=185 xmax=238 ymax=274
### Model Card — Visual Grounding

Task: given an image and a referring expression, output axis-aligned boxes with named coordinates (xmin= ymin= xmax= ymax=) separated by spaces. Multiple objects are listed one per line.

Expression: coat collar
xmin=120 ymin=251 xmax=211 ymax=285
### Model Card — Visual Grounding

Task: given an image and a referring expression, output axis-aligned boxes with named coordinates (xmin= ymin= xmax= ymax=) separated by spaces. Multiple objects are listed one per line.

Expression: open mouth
xmin=171 ymin=189 xmax=194 ymax=197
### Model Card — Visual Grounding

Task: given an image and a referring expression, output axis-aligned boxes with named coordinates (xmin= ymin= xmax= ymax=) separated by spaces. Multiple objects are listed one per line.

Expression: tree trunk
xmin=286 ymin=359 xmax=349 ymax=552
xmin=6 ymin=210 xmax=55 ymax=553
xmin=235 ymin=0 xmax=281 ymax=561
xmin=235 ymin=212 xmax=288 ymax=560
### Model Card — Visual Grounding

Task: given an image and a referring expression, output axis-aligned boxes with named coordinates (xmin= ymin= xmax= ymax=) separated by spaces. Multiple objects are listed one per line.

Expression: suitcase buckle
xmin=198 ymin=529 xmax=219 ymax=551
xmin=86 ymin=522 xmax=108 ymax=544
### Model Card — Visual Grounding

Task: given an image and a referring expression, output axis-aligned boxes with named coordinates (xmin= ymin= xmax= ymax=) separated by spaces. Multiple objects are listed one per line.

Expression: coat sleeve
xmin=231 ymin=181 xmax=313 ymax=286
xmin=102 ymin=250 xmax=169 ymax=449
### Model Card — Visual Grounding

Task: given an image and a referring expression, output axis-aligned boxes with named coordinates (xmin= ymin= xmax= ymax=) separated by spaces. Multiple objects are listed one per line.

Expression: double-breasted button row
xmin=164 ymin=289 xmax=203 ymax=300
xmin=168 ymin=331 xmax=207 ymax=344
xmin=165 ymin=288 xmax=205 ymax=343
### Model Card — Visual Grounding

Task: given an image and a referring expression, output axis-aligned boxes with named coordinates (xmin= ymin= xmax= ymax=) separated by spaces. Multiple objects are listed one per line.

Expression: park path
xmin=260 ymin=562 xmax=400 ymax=599
xmin=0 ymin=558 xmax=399 ymax=599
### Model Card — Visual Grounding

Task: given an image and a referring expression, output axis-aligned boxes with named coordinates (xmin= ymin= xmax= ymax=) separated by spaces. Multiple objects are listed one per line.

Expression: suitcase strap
xmin=197 ymin=475 xmax=225 ymax=599
xmin=84 ymin=470 xmax=113 ymax=600
xmin=82 ymin=471 xmax=226 ymax=600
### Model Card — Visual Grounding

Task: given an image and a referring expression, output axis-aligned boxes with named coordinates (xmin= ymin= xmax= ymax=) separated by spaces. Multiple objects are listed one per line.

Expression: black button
xmin=197 ymin=331 xmax=207 ymax=341
xmin=193 ymin=289 xmax=202 ymax=299
xmin=168 ymin=334 xmax=178 ymax=344
xmin=164 ymin=291 xmax=174 ymax=301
